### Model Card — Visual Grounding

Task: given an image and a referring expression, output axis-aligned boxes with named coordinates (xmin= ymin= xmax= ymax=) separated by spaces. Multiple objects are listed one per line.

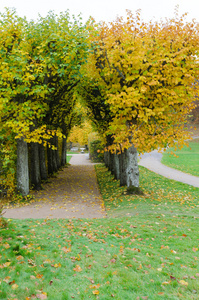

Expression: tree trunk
xmin=109 ymin=152 xmax=115 ymax=175
xmin=39 ymin=143 xmax=48 ymax=181
xmin=47 ymin=140 xmax=54 ymax=175
xmin=17 ymin=137 xmax=29 ymax=196
xmin=61 ymin=137 xmax=67 ymax=166
xmin=104 ymin=151 xmax=109 ymax=168
xmin=55 ymin=135 xmax=61 ymax=169
xmin=126 ymin=144 xmax=139 ymax=188
xmin=119 ymin=150 xmax=127 ymax=186
xmin=52 ymin=146 xmax=58 ymax=173
xmin=30 ymin=142 xmax=41 ymax=190
xmin=113 ymin=153 xmax=120 ymax=180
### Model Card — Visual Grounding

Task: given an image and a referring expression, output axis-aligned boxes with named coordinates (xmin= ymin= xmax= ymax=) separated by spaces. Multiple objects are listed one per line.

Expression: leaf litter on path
xmin=3 ymin=165 xmax=106 ymax=219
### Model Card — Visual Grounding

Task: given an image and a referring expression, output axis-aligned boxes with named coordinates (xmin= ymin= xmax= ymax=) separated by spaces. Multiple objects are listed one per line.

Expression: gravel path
xmin=3 ymin=154 xmax=106 ymax=219
xmin=139 ymin=149 xmax=199 ymax=188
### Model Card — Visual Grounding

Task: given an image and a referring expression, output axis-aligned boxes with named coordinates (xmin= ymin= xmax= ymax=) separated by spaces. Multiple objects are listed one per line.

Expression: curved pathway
xmin=3 ymin=154 xmax=106 ymax=219
xmin=139 ymin=149 xmax=199 ymax=188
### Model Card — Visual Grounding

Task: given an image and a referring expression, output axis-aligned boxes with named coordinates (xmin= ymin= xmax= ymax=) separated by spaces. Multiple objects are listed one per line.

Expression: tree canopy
xmin=0 ymin=8 xmax=199 ymax=196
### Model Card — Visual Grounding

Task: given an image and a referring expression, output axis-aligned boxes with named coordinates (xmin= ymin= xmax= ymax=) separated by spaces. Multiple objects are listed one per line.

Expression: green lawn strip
xmin=1 ymin=165 xmax=199 ymax=299
xmin=95 ymin=164 xmax=199 ymax=218
xmin=67 ymin=155 xmax=72 ymax=163
xmin=0 ymin=216 xmax=199 ymax=300
xmin=161 ymin=138 xmax=199 ymax=177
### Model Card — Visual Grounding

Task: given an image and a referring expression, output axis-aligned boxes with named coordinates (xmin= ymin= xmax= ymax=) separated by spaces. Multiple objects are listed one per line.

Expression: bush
xmin=0 ymin=201 xmax=7 ymax=228
xmin=89 ymin=140 xmax=104 ymax=162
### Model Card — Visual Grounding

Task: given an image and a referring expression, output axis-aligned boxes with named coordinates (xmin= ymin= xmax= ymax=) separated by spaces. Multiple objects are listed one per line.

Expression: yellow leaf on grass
xmin=73 ymin=265 xmax=82 ymax=272
xmin=3 ymin=262 xmax=11 ymax=267
xmin=62 ymin=246 xmax=71 ymax=253
xmin=162 ymin=281 xmax=170 ymax=285
xmin=12 ymin=283 xmax=18 ymax=290
xmin=52 ymin=263 xmax=61 ymax=268
xmin=179 ymin=280 xmax=188 ymax=286
xmin=16 ymin=255 xmax=24 ymax=260
xmin=3 ymin=243 xmax=10 ymax=249
xmin=92 ymin=290 xmax=99 ymax=295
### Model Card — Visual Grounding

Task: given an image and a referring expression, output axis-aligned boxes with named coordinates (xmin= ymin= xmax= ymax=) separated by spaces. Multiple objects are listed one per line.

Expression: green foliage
xmin=0 ymin=8 xmax=90 ymax=195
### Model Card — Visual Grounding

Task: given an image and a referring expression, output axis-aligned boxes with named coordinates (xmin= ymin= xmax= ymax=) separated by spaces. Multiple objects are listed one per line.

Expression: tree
xmin=83 ymin=10 xmax=199 ymax=190
xmin=0 ymin=9 xmax=89 ymax=196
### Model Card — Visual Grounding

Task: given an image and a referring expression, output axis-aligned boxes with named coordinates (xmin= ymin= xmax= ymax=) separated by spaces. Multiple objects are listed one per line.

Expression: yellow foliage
xmin=86 ymin=10 xmax=199 ymax=153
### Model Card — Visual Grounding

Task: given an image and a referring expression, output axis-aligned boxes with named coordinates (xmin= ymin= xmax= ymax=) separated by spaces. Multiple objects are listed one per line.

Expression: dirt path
xmin=3 ymin=154 xmax=106 ymax=219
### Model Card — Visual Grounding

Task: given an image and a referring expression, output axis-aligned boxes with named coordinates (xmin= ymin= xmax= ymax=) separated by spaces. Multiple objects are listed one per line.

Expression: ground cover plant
xmin=0 ymin=165 xmax=199 ymax=300
xmin=162 ymin=138 xmax=199 ymax=177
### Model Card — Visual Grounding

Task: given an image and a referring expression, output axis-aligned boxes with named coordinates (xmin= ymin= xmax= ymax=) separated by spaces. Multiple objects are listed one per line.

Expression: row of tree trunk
xmin=103 ymin=143 xmax=140 ymax=190
xmin=16 ymin=135 xmax=67 ymax=196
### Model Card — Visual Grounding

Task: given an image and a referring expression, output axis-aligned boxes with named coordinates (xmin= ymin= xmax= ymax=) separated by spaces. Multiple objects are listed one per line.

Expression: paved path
xmin=3 ymin=154 xmax=106 ymax=219
xmin=139 ymin=150 xmax=199 ymax=188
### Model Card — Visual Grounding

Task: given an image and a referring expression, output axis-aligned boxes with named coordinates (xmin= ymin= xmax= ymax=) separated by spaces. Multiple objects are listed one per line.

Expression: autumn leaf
xmin=11 ymin=283 xmax=18 ymax=290
xmin=92 ymin=290 xmax=99 ymax=295
xmin=51 ymin=263 xmax=61 ymax=268
xmin=3 ymin=276 xmax=11 ymax=283
xmin=62 ymin=246 xmax=71 ymax=253
xmin=179 ymin=280 xmax=188 ymax=286
xmin=36 ymin=292 xmax=47 ymax=299
xmin=73 ymin=265 xmax=82 ymax=272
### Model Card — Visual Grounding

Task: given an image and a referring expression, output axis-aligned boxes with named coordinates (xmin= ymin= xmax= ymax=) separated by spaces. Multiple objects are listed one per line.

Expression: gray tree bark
xmin=55 ymin=135 xmax=61 ymax=169
xmin=52 ymin=146 xmax=58 ymax=173
xmin=30 ymin=142 xmax=41 ymax=190
xmin=126 ymin=144 xmax=139 ymax=188
xmin=109 ymin=152 xmax=115 ymax=175
xmin=47 ymin=140 xmax=54 ymax=175
xmin=119 ymin=150 xmax=127 ymax=186
xmin=39 ymin=143 xmax=48 ymax=181
xmin=113 ymin=153 xmax=120 ymax=180
xmin=17 ymin=137 xmax=29 ymax=196
xmin=61 ymin=137 xmax=67 ymax=166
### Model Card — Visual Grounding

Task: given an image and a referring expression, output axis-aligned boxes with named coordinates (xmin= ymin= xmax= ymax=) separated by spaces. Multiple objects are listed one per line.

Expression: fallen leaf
xmin=92 ymin=290 xmax=99 ymax=295
xmin=62 ymin=246 xmax=71 ymax=253
xmin=73 ymin=265 xmax=82 ymax=272
xmin=179 ymin=280 xmax=188 ymax=286
xmin=11 ymin=284 xmax=18 ymax=290
xmin=36 ymin=292 xmax=47 ymax=299
xmin=162 ymin=281 xmax=170 ymax=285
xmin=3 ymin=276 xmax=11 ymax=283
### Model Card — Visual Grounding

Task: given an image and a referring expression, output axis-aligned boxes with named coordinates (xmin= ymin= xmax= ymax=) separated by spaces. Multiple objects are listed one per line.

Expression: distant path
xmin=139 ymin=149 xmax=199 ymax=188
xmin=3 ymin=154 xmax=106 ymax=219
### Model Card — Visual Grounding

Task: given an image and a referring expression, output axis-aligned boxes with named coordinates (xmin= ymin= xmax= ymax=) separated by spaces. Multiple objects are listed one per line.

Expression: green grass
xmin=67 ymin=155 xmax=72 ymax=163
xmin=0 ymin=165 xmax=199 ymax=299
xmin=162 ymin=138 xmax=199 ymax=177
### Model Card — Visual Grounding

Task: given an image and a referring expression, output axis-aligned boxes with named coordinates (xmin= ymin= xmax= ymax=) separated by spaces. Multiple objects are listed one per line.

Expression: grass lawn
xmin=162 ymin=138 xmax=199 ymax=177
xmin=0 ymin=165 xmax=199 ymax=299
xmin=67 ymin=155 xmax=72 ymax=163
